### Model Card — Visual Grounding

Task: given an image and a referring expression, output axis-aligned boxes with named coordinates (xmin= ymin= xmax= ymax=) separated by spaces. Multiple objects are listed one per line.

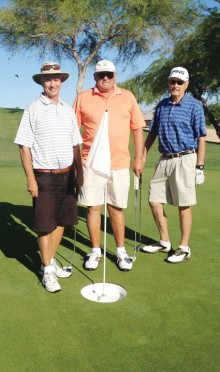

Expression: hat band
xmin=41 ymin=64 xmax=61 ymax=72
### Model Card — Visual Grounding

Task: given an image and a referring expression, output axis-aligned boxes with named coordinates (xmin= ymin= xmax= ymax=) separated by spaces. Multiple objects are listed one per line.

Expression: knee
xmin=149 ymin=201 xmax=160 ymax=210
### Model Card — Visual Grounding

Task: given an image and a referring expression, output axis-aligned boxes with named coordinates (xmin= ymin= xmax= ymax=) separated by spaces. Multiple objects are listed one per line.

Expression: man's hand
xmin=27 ymin=177 xmax=38 ymax=197
xmin=195 ymin=169 xmax=205 ymax=186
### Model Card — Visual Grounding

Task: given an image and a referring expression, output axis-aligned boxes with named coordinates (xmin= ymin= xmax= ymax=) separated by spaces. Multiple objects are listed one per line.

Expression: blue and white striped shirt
xmin=150 ymin=93 xmax=207 ymax=154
xmin=14 ymin=94 xmax=82 ymax=169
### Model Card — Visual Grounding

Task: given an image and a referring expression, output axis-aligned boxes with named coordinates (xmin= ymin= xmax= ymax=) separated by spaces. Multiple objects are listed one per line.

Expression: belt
xmin=34 ymin=166 xmax=74 ymax=174
xmin=163 ymin=149 xmax=196 ymax=159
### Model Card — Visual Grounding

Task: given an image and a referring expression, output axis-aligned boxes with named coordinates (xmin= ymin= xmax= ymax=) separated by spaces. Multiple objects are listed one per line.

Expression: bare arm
xmin=143 ymin=132 xmax=158 ymax=163
xmin=73 ymin=144 xmax=83 ymax=188
xmin=132 ymin=127 xmax=144 ymax=175
xmin=196 ymin=136 xmax=206 ymax=166
xmin=19 ymin=146 xmax=38 ymax=198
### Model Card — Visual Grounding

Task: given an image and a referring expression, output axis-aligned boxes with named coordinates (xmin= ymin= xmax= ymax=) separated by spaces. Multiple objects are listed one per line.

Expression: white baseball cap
xmin=95 ymin=60 xmax=116 ymax=73
xmin=168 ymin=67 xmax=189 ymax=82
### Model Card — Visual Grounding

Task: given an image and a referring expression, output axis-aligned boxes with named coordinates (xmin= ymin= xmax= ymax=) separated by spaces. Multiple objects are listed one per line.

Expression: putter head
xmin=127 ymin=256 xmax=136 ymax=263
xmin=62 ymin=265 xmax=73 ymax=272
xmin=135 ymin=244 xmax=142 ymax=252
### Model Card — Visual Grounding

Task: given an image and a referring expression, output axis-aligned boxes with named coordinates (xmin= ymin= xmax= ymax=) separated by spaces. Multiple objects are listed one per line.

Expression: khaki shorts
xmin=78 ymin=167 xmax=130 ymax=208
xmin=149 ymin=153 xmax=197 ymax=206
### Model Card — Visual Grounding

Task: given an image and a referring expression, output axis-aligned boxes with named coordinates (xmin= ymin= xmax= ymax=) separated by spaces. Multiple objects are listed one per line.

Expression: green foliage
xmin=120 ymin=9 xmax=220 ymax=106
xmin=206 ymin=102 xmax=220 ymax=126
xmin=0 ymin=0 xmax=204 ymax=92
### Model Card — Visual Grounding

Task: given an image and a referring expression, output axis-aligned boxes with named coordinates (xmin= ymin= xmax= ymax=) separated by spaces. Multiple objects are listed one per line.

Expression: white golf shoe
xmin=42 ymin=272 xmax=61 ymax=293
xmin=39 ymin=260 xmax=72 ymax=279
xmin=85 ymin=252 xmax=102 ymax=270
xmin=117 ymin=252 xmax=133 ymax=271
xmin=167 ymin=247 xmax=191 ymax=263
xmin=142 ymin=242 xmax=171 ymax=254
xmin=52 ymin=259 xmax=72 ymax=278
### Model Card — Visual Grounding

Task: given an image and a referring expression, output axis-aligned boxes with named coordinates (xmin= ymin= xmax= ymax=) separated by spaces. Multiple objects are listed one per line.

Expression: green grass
xmin=0 ymin=108 xmax=219 ymax=371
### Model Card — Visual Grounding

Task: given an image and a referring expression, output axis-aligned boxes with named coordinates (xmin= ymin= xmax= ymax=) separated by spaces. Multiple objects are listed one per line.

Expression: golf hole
xmin=81 ymin=283 xmax=127 ymax=303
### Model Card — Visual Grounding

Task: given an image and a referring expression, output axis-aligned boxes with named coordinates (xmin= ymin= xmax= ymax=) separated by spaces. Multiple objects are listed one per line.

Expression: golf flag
xmin=86 ymin=110 xmax=111 ymax=179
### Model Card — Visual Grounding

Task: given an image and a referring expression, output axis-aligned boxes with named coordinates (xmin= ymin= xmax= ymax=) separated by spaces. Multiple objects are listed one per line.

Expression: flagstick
xmin=102 ymin=182 xmax=107 ymax=297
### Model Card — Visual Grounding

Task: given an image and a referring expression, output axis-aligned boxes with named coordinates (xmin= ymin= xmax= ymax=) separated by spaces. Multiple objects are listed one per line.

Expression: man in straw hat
xmin=74 ymin=59 xmax=145 ymax=272
xmin=142 ymin=66 xmax=206 ymax=263
xmin=15 ymin=62 xmax=83 ymax=293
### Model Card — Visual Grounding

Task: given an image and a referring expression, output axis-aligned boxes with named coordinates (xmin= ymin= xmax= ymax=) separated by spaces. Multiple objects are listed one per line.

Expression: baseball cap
xmin=168 ymin=67 xmax=189 ymax=82
xmin=95 ymin=60 xmax=116 ymax=73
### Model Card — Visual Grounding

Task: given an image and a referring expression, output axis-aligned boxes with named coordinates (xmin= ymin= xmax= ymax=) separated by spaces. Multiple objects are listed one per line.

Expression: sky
xmin=0 ymin=0 xmax=219 ymax=110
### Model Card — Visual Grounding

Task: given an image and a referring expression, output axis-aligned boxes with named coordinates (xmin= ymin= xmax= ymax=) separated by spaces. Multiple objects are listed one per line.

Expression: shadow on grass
xmin=0 ymin=202 xmax=156 ymax=277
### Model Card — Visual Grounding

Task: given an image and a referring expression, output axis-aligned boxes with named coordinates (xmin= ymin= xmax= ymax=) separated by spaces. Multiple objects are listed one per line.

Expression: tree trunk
xmin=194 ymin=94 xmax=220 ymax=139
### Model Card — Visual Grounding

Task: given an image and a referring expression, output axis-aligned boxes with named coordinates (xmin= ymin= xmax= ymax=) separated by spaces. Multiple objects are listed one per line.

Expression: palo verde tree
xmin=0 ymin=0 xmax=203 ymax=93
xmin=120 ymin=6 xmax=220 ymax=137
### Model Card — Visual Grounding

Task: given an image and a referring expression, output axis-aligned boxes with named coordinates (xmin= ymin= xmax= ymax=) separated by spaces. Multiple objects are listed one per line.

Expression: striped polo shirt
xmin=150 ymin=93 xmax=207 ymax=154
xmin=14 ymin=94 xmax=82 ymax=169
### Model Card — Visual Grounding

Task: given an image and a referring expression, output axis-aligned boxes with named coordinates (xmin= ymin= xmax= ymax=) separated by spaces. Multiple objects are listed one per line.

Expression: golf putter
xmin=137 ymin=173 xmax=142 ymax=251
xmin=127 ymin=173 xmax=142 ymax=263
xmin=133 ymin=174 xmax=142 ymax=257
xmin=62 ymin=225 xmax=76 ymax=272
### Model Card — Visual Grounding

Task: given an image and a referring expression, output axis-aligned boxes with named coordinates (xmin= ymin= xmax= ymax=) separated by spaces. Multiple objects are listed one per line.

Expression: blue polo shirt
xmin=150 ymin=93 xmax=207 ymax=154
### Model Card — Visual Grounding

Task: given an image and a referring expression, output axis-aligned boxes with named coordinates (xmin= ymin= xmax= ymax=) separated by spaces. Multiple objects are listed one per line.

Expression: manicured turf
xmin=0 ymin=108 xmax=219 ymax=371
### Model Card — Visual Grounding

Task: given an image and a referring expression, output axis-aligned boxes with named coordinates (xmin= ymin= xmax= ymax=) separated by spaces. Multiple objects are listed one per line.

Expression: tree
xmin=119 ymin=7 xmax=220 ymax=137
xmin=0 ymin=0 xmax=203 ymax=93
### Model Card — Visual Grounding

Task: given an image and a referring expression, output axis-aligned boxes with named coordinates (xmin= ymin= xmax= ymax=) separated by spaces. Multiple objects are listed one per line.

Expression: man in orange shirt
xmin=74 ymin=60 xmax=145 ymax=271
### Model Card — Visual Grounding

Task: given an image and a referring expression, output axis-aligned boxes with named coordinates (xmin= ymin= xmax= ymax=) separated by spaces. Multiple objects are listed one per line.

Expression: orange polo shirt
xmin=74 ymin=85 xmax=145 ymax=169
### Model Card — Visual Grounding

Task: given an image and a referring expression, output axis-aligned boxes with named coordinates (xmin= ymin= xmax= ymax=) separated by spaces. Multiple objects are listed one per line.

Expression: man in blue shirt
xmin=142 ymin=67 xmax=206 ymax=263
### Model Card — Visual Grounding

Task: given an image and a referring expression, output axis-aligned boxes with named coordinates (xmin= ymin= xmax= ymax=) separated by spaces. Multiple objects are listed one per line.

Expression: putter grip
xmin=134 ymin=175 xmax=139 ymax=190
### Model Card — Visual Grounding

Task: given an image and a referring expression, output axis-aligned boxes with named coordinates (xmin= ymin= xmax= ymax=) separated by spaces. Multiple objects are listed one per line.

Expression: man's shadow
xmin=0 ymin=202 xmax=41 ymax=276
xmin=0 ymin=202 xmax=156 ymax=276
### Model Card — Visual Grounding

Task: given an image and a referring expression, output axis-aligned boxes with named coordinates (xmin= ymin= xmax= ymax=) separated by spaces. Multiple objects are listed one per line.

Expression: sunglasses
xmin=169 ymin=79 xmax=185 ymax=86
xmin=41 ymin=64 xmax=61 ymax=72
xmin=96 ymin=71 xmax=114 ymax=79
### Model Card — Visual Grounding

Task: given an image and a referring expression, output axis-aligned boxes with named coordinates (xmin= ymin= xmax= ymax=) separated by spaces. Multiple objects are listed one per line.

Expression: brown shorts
xmin=33 ymin=170 xmax=77 ymax=234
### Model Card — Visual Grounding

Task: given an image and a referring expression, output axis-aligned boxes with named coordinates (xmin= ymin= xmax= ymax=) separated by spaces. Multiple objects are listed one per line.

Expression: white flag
xmin=86 ymin=111 xmax=111 ymax=179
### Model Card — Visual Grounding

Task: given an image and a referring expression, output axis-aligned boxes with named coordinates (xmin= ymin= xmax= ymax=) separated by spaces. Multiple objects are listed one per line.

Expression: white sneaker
xmin=167 ymin=247 xmax=191 ymax=263
xmin=39 ymin=261 xmax=72 ymax=279
xmin=142 ymin=242 xmax=171 ymax=253
xmin=117 ymin=252 xmax=133 ymax=271
xmin=42 ymin=272 xmax=61 ymax=293
xmin=85 ymin=252 xmax=102 ymax=270
xmin=52 ymin=259 xmax=72 ymax=278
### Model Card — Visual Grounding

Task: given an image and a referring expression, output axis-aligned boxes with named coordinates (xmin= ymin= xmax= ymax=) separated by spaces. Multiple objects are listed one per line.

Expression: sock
xmin=92 ymin=247 xmax=101 ymax=255
xmin=50 ymin=258 xmax=55 ymax=265
xmin=117 ymin=247 xmax=126 ymax=255
xmin=43 ymin=265 xmax=54 ymax=274
xmin=179 ymin=245 xmax=189 ymax=252
xmin=160 ymin=240 xmax=171 ymax=248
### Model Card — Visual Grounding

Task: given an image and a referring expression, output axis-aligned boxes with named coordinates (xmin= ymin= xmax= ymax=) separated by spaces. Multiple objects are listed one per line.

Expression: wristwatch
xmin=196 ymin=165 xmax=204 ymax=170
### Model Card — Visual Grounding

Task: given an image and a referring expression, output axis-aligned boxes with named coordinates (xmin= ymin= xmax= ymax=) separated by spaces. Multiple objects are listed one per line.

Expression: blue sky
xmin=0 ymin=0 xmax=219 ymax=110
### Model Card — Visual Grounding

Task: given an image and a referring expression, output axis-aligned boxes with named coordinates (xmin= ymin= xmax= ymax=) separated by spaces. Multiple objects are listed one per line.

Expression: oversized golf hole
xmin=81 ymin=283 xmax=127 ymax=303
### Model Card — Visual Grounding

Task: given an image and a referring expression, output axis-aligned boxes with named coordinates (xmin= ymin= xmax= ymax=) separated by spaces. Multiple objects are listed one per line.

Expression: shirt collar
xmin=168 ymin=92 xmax=189 ymax=106
xmin=93 ymin=85 xmax=122 ymax=96
xmin=40 ymin=93 xmax=64 ymax=105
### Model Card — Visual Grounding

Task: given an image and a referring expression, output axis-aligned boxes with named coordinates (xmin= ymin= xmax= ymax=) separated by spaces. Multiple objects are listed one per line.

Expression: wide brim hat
xmin=32 ymin=61 xmax=69 ymax=85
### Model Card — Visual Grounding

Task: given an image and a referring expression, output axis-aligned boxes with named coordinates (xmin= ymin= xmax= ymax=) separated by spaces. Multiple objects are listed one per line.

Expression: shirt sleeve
xmin=72 ymin=110 xmax=83 ymax=146
xmin=192 ymin=101 xmax=207 ymax=138
xmin=14 ymin=108 xmax=34 ymax=148
xmin=129 ymin=92 xmax=146 ymax=130
xmin=73 ymin=95 xmax=82 ymax=128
